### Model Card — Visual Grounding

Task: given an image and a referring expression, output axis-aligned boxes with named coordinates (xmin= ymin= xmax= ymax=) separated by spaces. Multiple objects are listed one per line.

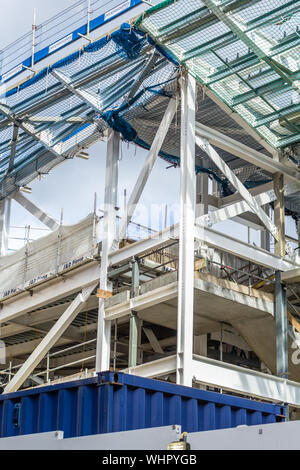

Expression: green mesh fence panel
xmin=135 ymin=0 xmax=300 ymax=150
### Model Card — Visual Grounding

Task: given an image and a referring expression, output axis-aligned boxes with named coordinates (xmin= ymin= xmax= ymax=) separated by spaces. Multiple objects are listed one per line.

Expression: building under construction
xmin=0 ymin=0 xmax=300 ymax=450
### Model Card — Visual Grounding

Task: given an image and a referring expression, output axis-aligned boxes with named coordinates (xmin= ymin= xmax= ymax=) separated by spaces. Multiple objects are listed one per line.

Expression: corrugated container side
xmin=0 ymin=371 xmax=286 ymax=438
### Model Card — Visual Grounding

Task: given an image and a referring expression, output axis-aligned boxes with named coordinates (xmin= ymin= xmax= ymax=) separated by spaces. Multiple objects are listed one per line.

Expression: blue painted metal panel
xmin=0 ymin=372 xmax=286 ymax=438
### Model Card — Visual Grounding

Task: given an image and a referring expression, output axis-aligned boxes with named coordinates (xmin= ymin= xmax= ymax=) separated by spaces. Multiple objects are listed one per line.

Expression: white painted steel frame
xmin=196 ymin=136 xmax=280 ymax=242
xmin=121 ymin=354 xmax=300 ymax=406
xmin=195 ymin=122 xmax=300 ymax=184
xmin=12 ymin=191 xmax=59 ymax=231
xmin=0 ymin=221 xmax=298 ymax=327
xmin=198 ymin=182 xmax=299 ymax=228
xmin=96 ymin=129 xmax=120 ymax=372
xmin=118 ymin=96 xmax=178 ymax=242
xmin=176 ymin=73 xmax=196 ymax=387
xmin=51 ymin=70 xmax=103 ymax=113
xmin=1 ymin=65 xmax=300 ymax=391
xmin=0 ymin=199 xmax=10 ymax=257
xmin=4 ymin=283 xmax=97 ymax=393
xmin=192 ymin=355 xmax=300 ymax=407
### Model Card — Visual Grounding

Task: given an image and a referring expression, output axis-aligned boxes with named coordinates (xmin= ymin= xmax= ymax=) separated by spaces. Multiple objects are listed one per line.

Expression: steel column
xmin=96 ymin=129 xmax=120 ymax=372
xmin=128 ymin=258 xmax=140 ymax=368
xmin=260 ymin=204 xmax=271 ymax=251
xmin=275 ymin=271 xmax=288 ymax=378
xmin=176 ymin=73 xmax=196 ymax=387
xmin=196 ymin=173 xmax=208 ymax=218
xmin=0 ymin=199 xmax=11 ymax=257
xmin=274 ymin=173 xmax=286 ymax=258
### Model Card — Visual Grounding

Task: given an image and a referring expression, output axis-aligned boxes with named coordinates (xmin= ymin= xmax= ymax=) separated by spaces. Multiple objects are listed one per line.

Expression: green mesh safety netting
xmin=135 ymin=0 xmax=300 ymax=151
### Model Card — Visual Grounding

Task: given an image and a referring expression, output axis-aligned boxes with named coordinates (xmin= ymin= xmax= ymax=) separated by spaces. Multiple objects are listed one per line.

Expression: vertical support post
xmin=55 ymin=209 xmax=63 ymax=274
xmin=176 ymin=73 xmax=196 ymax=387
xmin=23 ymin=225 xmax=30 ymax=288
xmin=92 ymin=192 xmax=97 ymax=254
xmin=274 ymin=173 xmax=285 ymax=257
xmin=196 ymin=173 xmax=208 ymax=217
xmin=260 ymin=204 xmax=271 ymax=251
xmin=0 ymin=199 xmax=11 ymax=257
xmin=87 ymin=0 xmax=91 ymax=36
xmin=275 ymin=271 xmax=288 ymax=378
xmin=96 ymin=130 xmax=120 ymax=372
xmin=128 ymin=258 xmax=140 ymax=368
xmin=31 ymin=9 xmax=37 ymax=68
xmin=46 ymin=352 xmax=50 ymax=384
xmin=113 ymin=320 xmax=118 ymax=370
xmin=194 ymin=335 xmax=207 ymax=357
xmin=8 ymin=361 xmax=12 ymax=382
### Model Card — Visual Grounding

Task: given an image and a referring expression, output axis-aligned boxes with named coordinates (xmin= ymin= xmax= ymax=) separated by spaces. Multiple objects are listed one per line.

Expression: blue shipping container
xmin=0 ymin=371 xmax=286 ymax=438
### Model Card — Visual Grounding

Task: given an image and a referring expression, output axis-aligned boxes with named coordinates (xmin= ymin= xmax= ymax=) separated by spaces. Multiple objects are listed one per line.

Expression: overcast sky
xmin=0 ymin=0 xmax=297 ymax=251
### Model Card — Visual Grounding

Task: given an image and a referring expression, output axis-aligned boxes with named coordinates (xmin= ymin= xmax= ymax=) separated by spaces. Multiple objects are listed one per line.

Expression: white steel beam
xmin=0 ymin=295 xmax=99 ymax=339
xmin=0 ymin=104 xmax=64 ymax=158
xmin=8 ymin=124 xmax=19 ymax=172
xmin=124 ymin=355 xmax=177 ymax=378
xmin=143 ymin=327 xmax=164 ymax=354
xmin=12 ymin=191 xmax=59 ymax=231
xmin=51 ymin=70 xmax=102 ymax=113
xmin=220 ymin=181 xmax=274 ymax=206
xmin=0 ymin=262 xmax=100 ymax=324
xmin=127 ymin=51 xmax=159 ymax=102
xmin=118 ymin=97 xmax=178 ymax=242
xmin=194 ymin=223 xmax=299 ymax=272
xmin=192 ymin=355 xmax=300 ymax=406
xmin=195 ymin=122 xmax=300 ymax=184
xmin=104 ymin=282 xmax=178 ymax=321
xmin=0 ymin=226 xmax=299 ymax=326
xmin=261 ymin=204 xmax=271 ymax=251
xmin=199 ymin=182 xmax=299 ymax=228
xmin=96 ymin=129 xmax=120 ymax=372
xmin=177 ymin=73 xmax=196 ymax=387
xmin=4 ymin=283 xmax=97 ymax=393
xmin=196 ymin=136 xmax=280 ymax=243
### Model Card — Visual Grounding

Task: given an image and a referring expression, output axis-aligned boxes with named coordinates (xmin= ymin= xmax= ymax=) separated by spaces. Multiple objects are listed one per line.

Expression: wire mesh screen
xmin=0 ymin=3 xmax=298 ymax=219
xmin=135 ymin=0 xmax=300 ymax=150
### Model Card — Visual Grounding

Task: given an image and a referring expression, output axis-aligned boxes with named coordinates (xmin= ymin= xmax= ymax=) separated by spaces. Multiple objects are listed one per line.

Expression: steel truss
xmin=0 ymin=66 xmax=300 ymax=404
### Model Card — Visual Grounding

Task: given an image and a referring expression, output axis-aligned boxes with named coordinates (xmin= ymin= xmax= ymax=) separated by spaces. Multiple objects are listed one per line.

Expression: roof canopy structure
xmin=0 ymin=0 xmax=299 ymax=217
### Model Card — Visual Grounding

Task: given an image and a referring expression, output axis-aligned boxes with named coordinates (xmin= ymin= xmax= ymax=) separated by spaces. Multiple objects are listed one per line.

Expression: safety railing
xmin=0 ymin=0 xmax=144 ymax=84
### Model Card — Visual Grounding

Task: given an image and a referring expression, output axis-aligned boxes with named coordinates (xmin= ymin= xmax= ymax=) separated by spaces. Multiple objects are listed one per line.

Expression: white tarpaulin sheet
xmin=0 ymin=213 xmax=98 ymax=299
